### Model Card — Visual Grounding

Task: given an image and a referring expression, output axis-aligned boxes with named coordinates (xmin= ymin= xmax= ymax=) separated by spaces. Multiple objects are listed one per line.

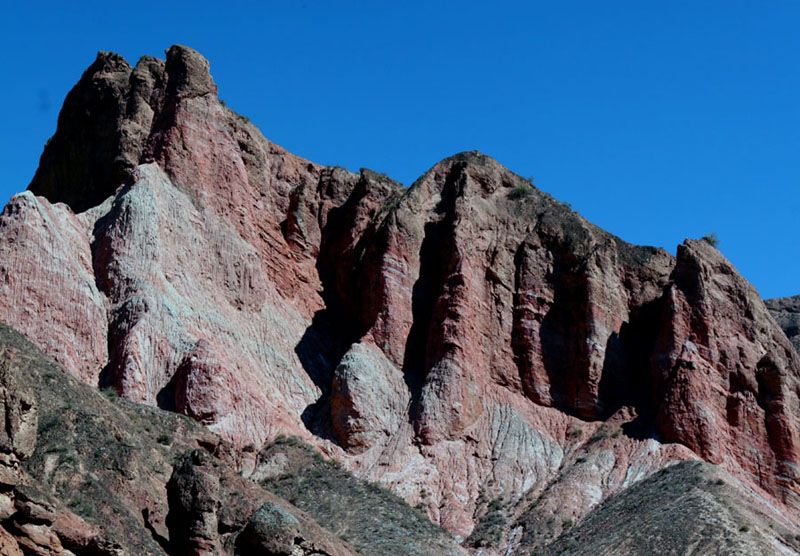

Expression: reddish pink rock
xmin=652 ymin=239 xmax=800 ymax=505
xmin=0 ymin=525 xmax=22 ymax=556
xmin=3 ymin=45 xmax=799 ymax=548
xmin=0 ymin=193 xmax=108 ymax=384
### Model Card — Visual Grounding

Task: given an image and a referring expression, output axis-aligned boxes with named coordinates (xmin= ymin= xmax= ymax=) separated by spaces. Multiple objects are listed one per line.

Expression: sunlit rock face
xmin=3 ymin=44 xmax=798 ymax=545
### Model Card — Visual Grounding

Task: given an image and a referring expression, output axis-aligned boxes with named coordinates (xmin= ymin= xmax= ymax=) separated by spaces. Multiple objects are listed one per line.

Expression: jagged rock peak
xmin=163 ymin=44 xmax=217 ymax=99
xmin=408 ymin=149 xmax=580 ymax=220
xmin=409 ymin=150 xmax=518 ymax=195
xmin=90 ymin=50 xmax=132 ymax=73
xmin=27 ymin=44 xmax=217 ymax=213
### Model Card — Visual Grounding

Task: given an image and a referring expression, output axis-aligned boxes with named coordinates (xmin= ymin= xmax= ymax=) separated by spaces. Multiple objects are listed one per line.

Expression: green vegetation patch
xmin=259 ymin=437 xmax=458 ymax=556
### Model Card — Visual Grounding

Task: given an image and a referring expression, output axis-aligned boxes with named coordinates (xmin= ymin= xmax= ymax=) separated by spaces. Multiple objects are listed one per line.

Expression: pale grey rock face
xmin=330 ymin=342 xmax=410 ymax=453
xmin=92 ymin=164 xmax=319 ymax=447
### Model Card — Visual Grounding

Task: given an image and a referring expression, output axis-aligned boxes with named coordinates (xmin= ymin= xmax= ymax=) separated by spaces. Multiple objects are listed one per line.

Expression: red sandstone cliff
xmin=1 ymin=45 xmax=798 ymax=551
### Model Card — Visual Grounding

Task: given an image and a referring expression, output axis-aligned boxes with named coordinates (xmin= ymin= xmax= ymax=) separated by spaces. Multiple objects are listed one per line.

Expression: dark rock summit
xmin=27 ymin=45 xmax=210 ymax=212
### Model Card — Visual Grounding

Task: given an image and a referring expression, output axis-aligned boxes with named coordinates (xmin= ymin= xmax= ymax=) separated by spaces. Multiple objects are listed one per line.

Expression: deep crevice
xmin=89 ymin=186 xmax=123 ymax=394
xmin=294 ymin=171 xmax=379 ymax=440
xmin=142 ymin=507 xmax=172 ymax=555
xmin=400 ymin=165 xmax=463 ymax=424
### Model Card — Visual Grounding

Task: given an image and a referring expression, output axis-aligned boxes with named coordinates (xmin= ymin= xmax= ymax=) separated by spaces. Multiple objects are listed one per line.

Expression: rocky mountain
xmin=0 ymin=44 xmax=798 ymax=554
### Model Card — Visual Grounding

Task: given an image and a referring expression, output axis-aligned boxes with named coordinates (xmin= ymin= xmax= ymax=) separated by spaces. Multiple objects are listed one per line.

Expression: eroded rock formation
xmin=1 ymin=44 xmax=799 ymax=552
xmin=0 ymin=322 xmax=361 ymax=555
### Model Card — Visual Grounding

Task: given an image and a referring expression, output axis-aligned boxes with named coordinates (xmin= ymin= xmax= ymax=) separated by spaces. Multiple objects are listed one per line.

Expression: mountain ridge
xmin=0 ymin=44 xmax=797 ymax=554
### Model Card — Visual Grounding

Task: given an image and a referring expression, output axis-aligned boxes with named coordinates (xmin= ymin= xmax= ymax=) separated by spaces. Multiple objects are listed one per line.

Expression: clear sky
xmin=1 ymin=1 xmax=798 ymax=298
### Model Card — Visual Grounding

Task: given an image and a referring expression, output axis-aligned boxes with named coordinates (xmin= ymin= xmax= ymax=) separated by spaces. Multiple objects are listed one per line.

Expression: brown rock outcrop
xmin=0 ymin=357 xmax=38 ymax=467
xmin=167 ymin=448 xmax=355 ymax=556
xmin=3 ymin=44 xmax=800 ymax=551
xmin=237 ymin=502 xmax=301 ymax=556
xmin=167 ymin=450 xmax=224 ymax=555
xmin=766 ymin=294 xmax=800 ymax=354
xmin=0 ymin=526 xmax=23 ymax=556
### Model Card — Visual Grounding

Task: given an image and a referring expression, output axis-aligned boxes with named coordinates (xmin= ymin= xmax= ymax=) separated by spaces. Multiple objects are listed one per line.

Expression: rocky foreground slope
xmin=540 ymin=461 xmax=800 ymax=556
xmin=0 ymin=45 xmax=799 ymax=553
xmin=0 ymin=322 xmax=464 ymax=555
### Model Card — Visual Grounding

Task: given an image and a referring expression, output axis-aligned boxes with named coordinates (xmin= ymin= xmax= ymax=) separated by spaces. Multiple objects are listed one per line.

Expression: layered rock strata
xmin=0 ymin=44 xmax=797 ymax=549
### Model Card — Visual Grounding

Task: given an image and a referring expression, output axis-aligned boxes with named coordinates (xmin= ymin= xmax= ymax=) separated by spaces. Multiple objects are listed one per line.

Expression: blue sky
xmin=1 ymin=1 xmax=798 ymax=298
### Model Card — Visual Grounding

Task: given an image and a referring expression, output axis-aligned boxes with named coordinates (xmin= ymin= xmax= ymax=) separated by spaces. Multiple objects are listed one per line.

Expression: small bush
xmin=69 ymin=495 xmax=96 ymax=517
xmin=271 ymin=434 xmax=306 ymax=448
xmin=156 ymin=433 xmax=172 ymax=446
xmin=508 ymin=185 xmax=533 ymax=200
xmin=101 ymin=388 xmax=119 ymax=401
xmin=590 ymin=425 xmax=609 ymax=443
xmin=701 ymin=232 xmax=719 ymax=247
xmin=467 ymin=497 xmax=507 ymax=547
xmin=568 ymin=427 xmax=583 ymax=439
